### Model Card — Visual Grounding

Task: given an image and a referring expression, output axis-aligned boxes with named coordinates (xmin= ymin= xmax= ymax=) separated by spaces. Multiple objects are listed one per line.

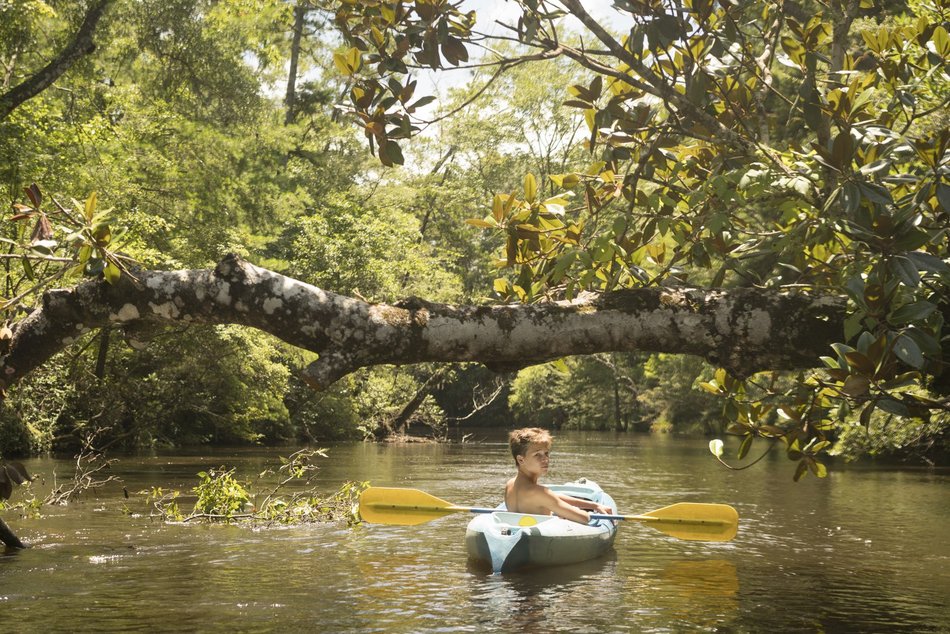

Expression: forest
xmin=0 ymin=0 xmax=947 ymax=475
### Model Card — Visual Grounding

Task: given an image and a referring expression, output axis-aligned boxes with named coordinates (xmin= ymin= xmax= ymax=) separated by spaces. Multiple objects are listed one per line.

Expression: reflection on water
xmin=629 ymin=559 xmax=740 ymax=630
xmin=0 ymin=434 xmax=947 ymax=633
xmin=470 ymin=556 xmax=621 ymax=634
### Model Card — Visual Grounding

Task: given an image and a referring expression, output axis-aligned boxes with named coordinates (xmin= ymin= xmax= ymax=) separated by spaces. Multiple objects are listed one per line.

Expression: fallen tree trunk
xmin=1 ymin=254 xmax=846 ymax=392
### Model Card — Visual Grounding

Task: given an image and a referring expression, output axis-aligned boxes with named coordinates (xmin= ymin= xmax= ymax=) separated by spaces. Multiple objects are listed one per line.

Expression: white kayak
xmin=464 ymin=478 xmax=618 ymax=573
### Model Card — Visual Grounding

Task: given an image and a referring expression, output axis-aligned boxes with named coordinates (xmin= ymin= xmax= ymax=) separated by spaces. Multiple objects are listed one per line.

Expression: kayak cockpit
xmin=464 ymin=479 xmax=618 ymax=574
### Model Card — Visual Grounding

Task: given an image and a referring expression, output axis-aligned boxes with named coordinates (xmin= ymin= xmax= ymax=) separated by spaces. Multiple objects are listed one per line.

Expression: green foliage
xmin=277 ymin=194 xmax=462 ymax=302
xmin=831 ymin=406 xmax=949 ymax=463
xmin=640 ymin=355 xmax=721 ymax=433
xmin=146 ymin=450 xmax=366 ymax=525
xmin=329 ymin=0 xmax=950 ymax=470
xmin=0 ymin=358 xmax=76 ymax=455
xmin=283 ymin=373 xmax=364 ymax=442
xmin=193 ymin=467 xmax=250 ymax=518
xmin=0 ymin=324 xmax=296 ymax=452
xmin=2 ymin=0 xmax=947 ymax=469
xmin=509 ymin=354 xmax=644 ymax=431
xmin=0 ymin=0 xmax=460 ymax=450
xmin=508 ymin=353 xmax=721 ymax=433
xmin=113 ymin=325 xmax=294 ymax=446
xmin=346 ymin=366 xmax=446 ymax=437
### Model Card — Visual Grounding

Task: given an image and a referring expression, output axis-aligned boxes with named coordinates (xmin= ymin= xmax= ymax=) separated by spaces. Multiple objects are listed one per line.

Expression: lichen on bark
xmin=0 ymin=254 xmax=847 ymax=393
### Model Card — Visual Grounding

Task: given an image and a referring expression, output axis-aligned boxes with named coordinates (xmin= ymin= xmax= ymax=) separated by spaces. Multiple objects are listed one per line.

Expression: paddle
xmin=358 ymin=487 xmax=738 ymax=542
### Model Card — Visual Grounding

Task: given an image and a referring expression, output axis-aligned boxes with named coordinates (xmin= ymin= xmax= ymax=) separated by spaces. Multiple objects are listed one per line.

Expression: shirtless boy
xmin=504 ymin=427 xmax=612 ymax=524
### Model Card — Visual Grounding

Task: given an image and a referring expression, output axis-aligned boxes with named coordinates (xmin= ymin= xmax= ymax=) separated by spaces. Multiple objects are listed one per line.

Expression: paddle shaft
xmin=401 ymin=506 xmax=731 ymax=527
xmin=462 ymin=508 xmax=731 ymax=527
xmin=589 ymin=513 xmax=731 ymax=526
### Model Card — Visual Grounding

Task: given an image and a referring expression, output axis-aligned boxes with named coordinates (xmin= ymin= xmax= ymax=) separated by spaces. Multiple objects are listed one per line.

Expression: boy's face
xmin=517 ymin=441 xmax=551 ymax=475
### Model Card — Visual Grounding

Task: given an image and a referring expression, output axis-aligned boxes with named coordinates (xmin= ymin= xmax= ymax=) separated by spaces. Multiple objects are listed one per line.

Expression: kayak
xmin=464 ymin=478 xmax=618 ymax=573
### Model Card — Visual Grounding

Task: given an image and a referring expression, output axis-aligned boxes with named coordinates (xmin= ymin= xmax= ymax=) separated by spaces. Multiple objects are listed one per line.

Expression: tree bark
xmin=0 ymin=0 xmax=115 ymax=121
xmin=284 ymin=4 xmax=306 ymax=125
xmin=1 ymin=254 xmax=846 ymax=393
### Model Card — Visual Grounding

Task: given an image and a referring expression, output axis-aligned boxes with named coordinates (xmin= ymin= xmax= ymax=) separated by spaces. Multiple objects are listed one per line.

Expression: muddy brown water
xmin=1 ymin=431 xmax=947 ymax=632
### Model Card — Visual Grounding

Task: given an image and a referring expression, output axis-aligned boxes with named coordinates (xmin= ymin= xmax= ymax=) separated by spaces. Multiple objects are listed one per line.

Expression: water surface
xmin=1 ymin=431 xmax=947 ymax=632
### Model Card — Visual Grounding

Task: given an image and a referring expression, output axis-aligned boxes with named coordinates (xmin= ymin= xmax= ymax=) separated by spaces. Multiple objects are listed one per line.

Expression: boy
xmin=505 ymin=427 xmax=612 ymax=524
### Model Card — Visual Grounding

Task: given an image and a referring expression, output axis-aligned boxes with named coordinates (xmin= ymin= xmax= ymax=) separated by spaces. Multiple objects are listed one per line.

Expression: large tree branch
xmin=1 ymin=255 xmax=846 ymax=393
xmin=0 ymin=0 xmax=115 ymax=121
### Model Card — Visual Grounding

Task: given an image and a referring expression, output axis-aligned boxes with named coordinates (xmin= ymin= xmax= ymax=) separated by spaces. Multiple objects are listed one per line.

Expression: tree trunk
xmin=1 ymin=254 xmax=847 ymax=394
xmin=94 ymin=325 xmax=111 ymax=380
xmin=284 ymin=4 xmax=306 ymax=125
xmin=387 ymin=368 xmax=447 ymax=437
xmin=614 ymin=380 xmax=623 ymax=432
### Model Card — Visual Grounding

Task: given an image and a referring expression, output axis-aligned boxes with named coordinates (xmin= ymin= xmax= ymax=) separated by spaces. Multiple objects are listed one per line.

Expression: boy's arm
xmin=557 ymin=493 xmax=612 ymax=515
xmin=539 ymin=489 xmax=592 ymax=524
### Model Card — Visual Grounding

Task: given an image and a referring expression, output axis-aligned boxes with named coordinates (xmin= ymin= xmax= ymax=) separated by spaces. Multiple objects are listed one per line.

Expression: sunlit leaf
xmin=104 ymin=260 xmax=121 ymax=284
xmin=84 ymin=191 xmax=98 ymax=222
xmin=524 ymin=173 xmax=538 ymax=203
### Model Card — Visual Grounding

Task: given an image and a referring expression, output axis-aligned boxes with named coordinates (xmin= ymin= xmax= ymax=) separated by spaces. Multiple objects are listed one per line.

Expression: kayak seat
xmin=493 ymin=512 xmax=553 ymax=527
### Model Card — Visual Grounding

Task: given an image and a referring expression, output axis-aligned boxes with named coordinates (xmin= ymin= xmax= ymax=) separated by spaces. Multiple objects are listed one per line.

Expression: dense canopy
xmin=0 ymin=0 xmax=947 ymax=473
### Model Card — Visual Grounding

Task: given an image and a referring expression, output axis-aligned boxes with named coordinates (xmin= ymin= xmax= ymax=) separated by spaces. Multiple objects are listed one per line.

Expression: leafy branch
xmin=145 ymin=449 xmax=366 ymax=526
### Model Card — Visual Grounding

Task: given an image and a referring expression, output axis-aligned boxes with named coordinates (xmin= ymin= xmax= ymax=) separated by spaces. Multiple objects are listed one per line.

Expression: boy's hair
xmin=509 ymin=427 xmax=553 ymax=463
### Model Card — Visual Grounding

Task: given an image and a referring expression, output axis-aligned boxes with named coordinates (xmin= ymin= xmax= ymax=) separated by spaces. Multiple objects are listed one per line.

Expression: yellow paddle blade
xmin=358 ymin=487 xmax=469 ymax=526
xmin=635 ymin=502 xmax=739 ymax=542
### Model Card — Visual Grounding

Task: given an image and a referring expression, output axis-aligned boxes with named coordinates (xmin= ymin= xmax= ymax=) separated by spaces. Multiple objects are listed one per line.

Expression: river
xmin=0 ymin=431 xmax=947 ymax=633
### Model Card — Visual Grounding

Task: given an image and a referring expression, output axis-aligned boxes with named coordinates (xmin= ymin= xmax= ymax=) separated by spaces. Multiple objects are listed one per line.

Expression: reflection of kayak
xmin=464 ymin=479 xmax=618 ymax=573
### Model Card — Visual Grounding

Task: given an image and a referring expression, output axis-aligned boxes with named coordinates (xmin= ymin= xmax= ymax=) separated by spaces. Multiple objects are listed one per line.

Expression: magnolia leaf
xmin=888 ymin=300 xmax=937 ymax=325
xmin=408 ymin=95 xmax=436 ymax=111
xmin=793 ymin=460 xmax=808 ymax=482
xmin=842 ymin=375 xmax=871 ymax=397
xmin=104 ymin=260 xmax=121 ymax=284
xmin=893 ymin=334 xmax=924 ymax=369
xmin=84 ymin=191 xmax=97 ymax=222
xmin=708 ymin=439 xmax=724 ymax=458
xmin=382 ymin=140 xmax=404 ymax=166
xmin=524 ymin=173 xmax=538 ymax=203
xmin=25 ymin=183 xmax=42 ymax=208
xmin=737 ymin=434 xmax=753 ymax=460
